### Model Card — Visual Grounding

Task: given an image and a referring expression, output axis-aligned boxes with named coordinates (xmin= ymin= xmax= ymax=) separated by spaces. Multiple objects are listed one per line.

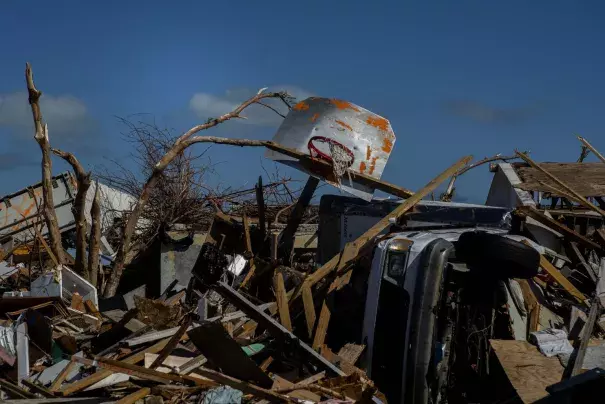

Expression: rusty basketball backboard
xmin=265 ymin=97 xmax=396 ymax=201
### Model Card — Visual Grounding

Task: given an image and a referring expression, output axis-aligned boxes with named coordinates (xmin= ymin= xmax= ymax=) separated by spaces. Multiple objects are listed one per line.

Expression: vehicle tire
xmin=455 ymin=231 xmax=539 ymax=279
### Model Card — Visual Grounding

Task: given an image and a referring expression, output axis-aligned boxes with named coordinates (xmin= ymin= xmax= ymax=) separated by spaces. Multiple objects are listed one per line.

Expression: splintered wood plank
xmin=490 ymin=339 xmax=563 ymax=403
xmin=312 ymin=302 xmax=331 ymax=350
xmin=273 ymin=271 xmax=292 ymax=331
xmin=337 ymin=343 xmax=365 ymax=365
xmin=515 ymin=152 xmax=605 ymax=217
xmin=301 ymin=284 xmax=316 ymax=338
xmin=523 ymin=241 xmax=587 ymax=305
xmin=290 ymin=155 xmax=473 ymax=302
xmin=115 ymin=387 xmax=150 ymax=404
xmin=516 ymin=279 xmax=540 ymax=335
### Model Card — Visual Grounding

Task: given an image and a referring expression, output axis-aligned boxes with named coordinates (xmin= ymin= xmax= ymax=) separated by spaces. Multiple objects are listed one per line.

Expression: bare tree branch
xmin=52 ymin=148 xmax=92 ymax=276
xmin=103 ymin=90 xmax=290 ymax=297
xmin=26 ymin=62 xmax=65 ymax=266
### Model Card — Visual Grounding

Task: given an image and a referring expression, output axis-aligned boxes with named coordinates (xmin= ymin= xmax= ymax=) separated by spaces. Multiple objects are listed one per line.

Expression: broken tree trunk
xmin=88 ymin=181 xmax=101 ymax=286
xmin=52 ymin=148 xmax=91 ymax=277
xmin=25 ymin=63 xmax=65 ymax=266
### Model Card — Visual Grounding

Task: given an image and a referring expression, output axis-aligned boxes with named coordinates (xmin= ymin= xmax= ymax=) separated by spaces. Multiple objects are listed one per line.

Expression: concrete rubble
xmin=1 ymin=97 xmax=605 ymax=404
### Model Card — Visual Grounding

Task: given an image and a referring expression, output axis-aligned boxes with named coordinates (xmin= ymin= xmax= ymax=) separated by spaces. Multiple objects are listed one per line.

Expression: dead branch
xmin=52 ymin=148 xmax=92 ymax=276
xmin=440 ymin=152 xmax=520 ymax=202
xmin=88 ymin=181 xmax=101 ymax=287
xmin=26 ymin=62 xmax=65 ymax=266
xmin=103 ymin=90 xmax=290 ymax=297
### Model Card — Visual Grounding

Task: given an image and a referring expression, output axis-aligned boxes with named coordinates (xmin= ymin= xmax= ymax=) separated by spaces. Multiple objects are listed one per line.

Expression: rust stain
xmin=369 ymin=157 xmax=378 ymax=175
xmin=311 ymin=113 xmax=320 ymax=122
xmin=366 ymin=116 xmax=389 ymax=132
xmin=21 ymin=202 xmax=35 ymax=218
xmin=331 ymin=99 xmax=360 ymax=112
xmin=381 ymin=137 xmax=393 ymax=153
xmin=293 ymin=101 xmax=310 ymax=111
xmin=335 ymin=119 xmax=353 ymax=131
xmin=366 ymin=145 xmax=372 ymax=160
xmin=359 ymin=161 xmax=367 ymax=173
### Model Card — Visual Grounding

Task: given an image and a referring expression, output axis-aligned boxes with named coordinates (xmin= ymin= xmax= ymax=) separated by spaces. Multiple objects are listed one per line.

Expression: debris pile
xmin=2 ymin=63 xmax=605 ymax=403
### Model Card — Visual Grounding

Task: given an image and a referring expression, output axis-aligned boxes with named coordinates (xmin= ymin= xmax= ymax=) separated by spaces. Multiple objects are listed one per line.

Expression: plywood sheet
xmin=490 ymin=339 xmax=563 ymax=403
xmin=515 ymin=163 xmax=605 ymax=196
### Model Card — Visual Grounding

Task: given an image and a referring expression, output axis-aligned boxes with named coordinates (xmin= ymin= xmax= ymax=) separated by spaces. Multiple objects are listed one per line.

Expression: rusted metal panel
xmin=266 ymin=97 xmax=396 ymax=201
xmin=0 ymin=172 xmax=76 ymax=243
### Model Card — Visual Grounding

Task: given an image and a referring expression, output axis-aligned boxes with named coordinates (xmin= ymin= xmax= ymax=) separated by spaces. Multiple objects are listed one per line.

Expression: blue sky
xmin=1 ymin=0 xmax=604 ymax=203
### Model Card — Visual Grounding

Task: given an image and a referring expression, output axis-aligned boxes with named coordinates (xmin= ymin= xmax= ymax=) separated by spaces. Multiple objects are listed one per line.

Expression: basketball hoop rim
xmin=307 ymin=136 xmax=355 ymax=166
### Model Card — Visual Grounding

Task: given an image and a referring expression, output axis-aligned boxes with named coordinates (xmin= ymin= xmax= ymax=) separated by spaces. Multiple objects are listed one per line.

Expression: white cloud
xmin=0 ymin=91 xmax=92 ymax=140
xmin=189 ymin=85 xmax=314 ymax=126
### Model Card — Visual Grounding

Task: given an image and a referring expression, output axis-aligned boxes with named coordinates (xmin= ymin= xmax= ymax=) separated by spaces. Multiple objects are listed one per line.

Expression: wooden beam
xmin=72 ymin=356 xmax=212 ymax=386
xmin=290 ymin=155 xmax=473 ymax=302
xmin=301 ymin=284 xmax=316 ymax=339
xmin=0 ymin=378 xmax=36 ymax=399
xmin=59 ymin=337 xmax=172 ymax=396
xmin=238 ymin=211 xmax=258 ymax=290
xmin=577 ymin=136 xmax=605 ymax=164
xmin=523 ymin=241 xmax=587 ymax=305
xmin=21 ymin=379 xmax=55 ymax=398
xmin=517 ymin=279 xmax=540 ymax=336
xmin=49 ymin=360 xmax=77 ymax=392
xmin=312 ymin=302 xmax=331 ymax=350
xmin=275 ymin=372 xmax=326 ymax=393
xmin=515 ymin=151 xmax=605 ymax=217
xmin=116 ymin=387 xmax=151 ymax=404
xmin=150 ymin=316 xmax=193 ymax=369
xmin=515 ymin=206 xmax=603 ymax=252
xmin=273 ymin=271 xmax=292 ymax=331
